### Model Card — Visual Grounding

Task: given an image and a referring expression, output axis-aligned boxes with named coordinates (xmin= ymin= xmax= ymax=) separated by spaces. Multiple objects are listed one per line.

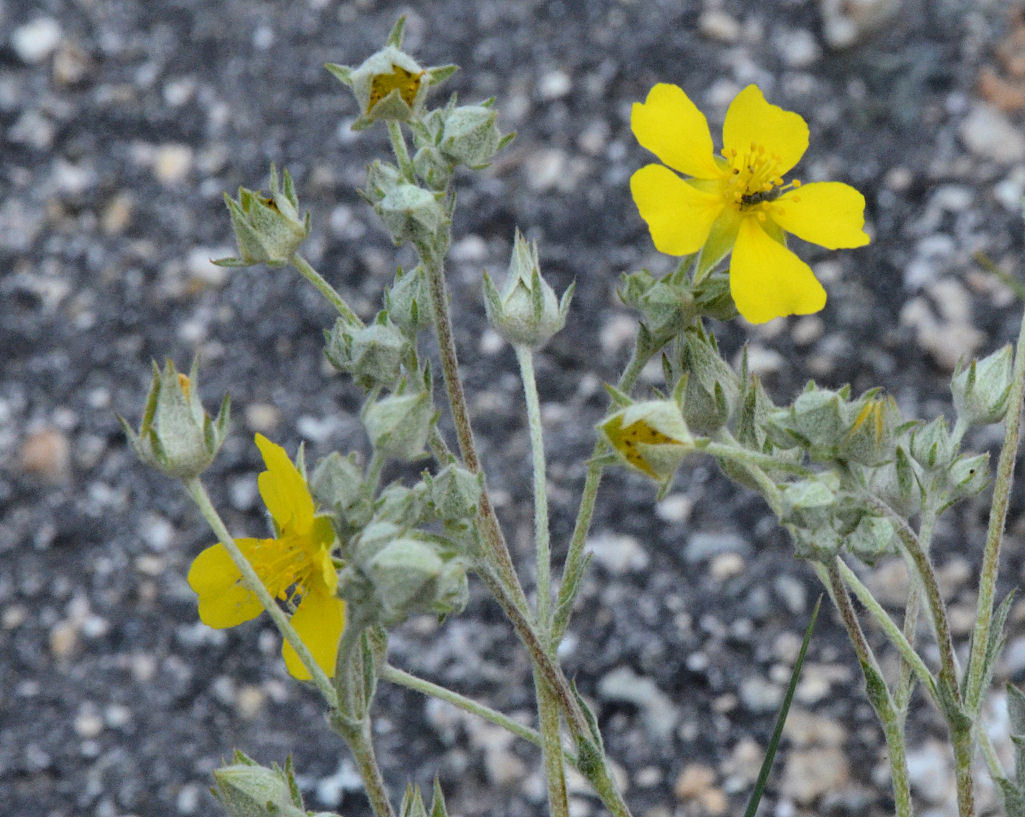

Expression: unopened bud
xmin=439 ymin=104 xmax=510 ymax=167
xmin=311 ymin=451 xmax=372 ymax=529
xmin=841 ymin=394 xmax=902 ymax=466
xmin=385 ymin=266 xmax=433 ymax=334
xmin=375 ymin=183 xmax=447 ymax=248
xmin=427 ymin=464 xmax=483 ymax=521
xmin=951 ymin=345 xmax=1014 ymax=426
xmin=909 ymin=416 xmax=955 ymax=472
xmin=483 ymin=230 xmax=572 ymax=349
xmin=324 ymin=315 xmax=408 ymax=389
xmin=217 ymin=166 xmax=309 ymax=267
xmin=119 ymin=359 xmax=230 ymax=479
xmin=363 ymin=389 xmax=434 ymax=461
xmin=212 ymin=755 xmax=305 ymax=817
xmin=679 ymin=326 xmax=739 ymax=435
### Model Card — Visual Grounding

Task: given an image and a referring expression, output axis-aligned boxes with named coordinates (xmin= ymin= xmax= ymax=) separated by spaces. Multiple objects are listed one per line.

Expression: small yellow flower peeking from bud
xmin=600 ymin=400 xmax=694 ymax=481
xmin=630 ymin=83 xmax=870 ymax=324
xmin=187 ymin=434 xmax=345 ymax=681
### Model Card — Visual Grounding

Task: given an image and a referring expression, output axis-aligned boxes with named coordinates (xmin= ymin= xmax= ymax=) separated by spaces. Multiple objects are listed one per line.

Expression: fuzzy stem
xmin=965 ymin=310 xmax=1025 ymax=716
xmin=552 ymin=340 xmax=649 ymax=646
xmin=183 ymin=477 xmax=337 ymax=707
xmin=328 ymin=714 xmax=396 ymax=817
xmin=386 ymin=120 xmax=416 ymax=181
xmin=817 ymin=559 xmax=914 ymax=817
xmin=515 ymin=343 xmax=553 ymax=632
xmin=535 ymin=675 xmax=571 ymax=817
xmin=291 ymin=252 xmax=362 ymax=326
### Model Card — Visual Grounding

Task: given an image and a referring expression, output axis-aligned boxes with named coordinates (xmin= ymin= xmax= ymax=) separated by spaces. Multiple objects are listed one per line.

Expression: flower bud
xmin=909 ymin=416 xmax=955 ymax=472
xmin=483 ymin=230 xmax=573 ymax=349
xmin=845 ymin=514 xmax=897 ymax=565
xmin=362 ymin=160 xmax=404 ymax=205
xmin=679 ymin=326 xmax=739 ymax=435
xmin=212 ymin=755 xmax=305 ymax=817
xmin=375 ymin=183 xmax=447 ymax=248
xmin=951 ymin=344 xmax=1014 ymax=426
xmin=600 ymin=399 xmax=694 ymax=482
xmin=217 ymin=166 xmax=309 ymax=267
xmin=840 ymin=394 xmax=903 ymax=466
xmin=324 ymin=315 xmax=408 ymax=389
xmin=946 ymin=451 xmax=990 ymax=502
xmin=426 ymin=464 xmax=483 ymax=521
xmin=767 ymin=384 xmax=847 ymax=461
xmin=311 ymin=451 xmax=373 ymax=529
xmin=439 ymin=104 xmax=509 ymax=167
xmin=867 ymin=446 xmax=921 ymax=517
xmin=374 ymin=482 xmax=431 ymax=527
xmin=692 ymin=270 xmax=739 ymax=322
xmin=413 ymin=143 xmax=454 ymax=190
xmin=385 ymin=266 xmax=433 ymax=334
xmin=363 ymin=389 xmax=434 ymax=461
xmin=119 ymin=359 xmax=230 ymax=479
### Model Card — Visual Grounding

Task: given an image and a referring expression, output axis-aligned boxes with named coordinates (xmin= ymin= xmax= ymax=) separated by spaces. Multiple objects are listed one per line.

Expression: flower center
xmin=248 ymin=536 xmax=315 ymax=605
xmin=720 ymin=143 xmax=800 ymax=213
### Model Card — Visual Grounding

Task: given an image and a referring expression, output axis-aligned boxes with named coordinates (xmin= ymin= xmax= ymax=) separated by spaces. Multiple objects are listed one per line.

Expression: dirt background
xmin=4 ymin=1 xmax=1025 ymax=816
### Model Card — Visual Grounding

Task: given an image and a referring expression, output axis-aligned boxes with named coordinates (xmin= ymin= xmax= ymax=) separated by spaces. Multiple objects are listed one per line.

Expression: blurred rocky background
xmin=3 ymin=1 xmax=1025 ymax=816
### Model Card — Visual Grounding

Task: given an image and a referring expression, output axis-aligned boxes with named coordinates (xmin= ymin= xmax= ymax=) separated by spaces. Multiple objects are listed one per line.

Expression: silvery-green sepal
xmin=840 ymin=393 xmax=904 ymax=466
xmin=400 ymin=781 xmax=450 ymax=817
xmin=374 ymin=482 xmax=431 ymax=527
xmin=909 ymin=415 xmax=955 ymax=472
xmin=212 ymin=753 xmax=306 ymax=817
xmin=845 ymin=514 xmax=897 ymax=565
xmin=426 ymin=464 xmax=483 ymax=521
xmin=119 ymin=358 xmax=229 ymax=479
xmin=413 ymin=143 xmax=454 ymax=190
xmin=951 ymin=344 xmax=1014 ymax=426
xmin=363 ymin=386 xmax=435 ymax=461
xmin=324 ymin=313 xmax=408 ymax=389
xmin=374 ymin=183 xmax=447 ymax=247
xmin=692 ymin=270 xmax=738 ymax=322
xmin=361 ymin=160 xmax=405 ymax=203
xmin=439 ymin=102 xmax=512 ymax=168
xmin=483 ymin=230 xmax=573 ymax=349
xmin=617 ymin=268 xmax=697 ymax=346
xmin=766 ymin=383 xmax=849 ymax=460
xmin=216 ymin=166 xmax=309 ymax=267
xmin=781 ymin=473 xmax=843 ymax=560
xmin=677 ymin=325 xmax=739 ymax=435
xmin=942 ymin=451 xmax=990 ymax=508
xmin=866 ymin=446 xmax=922 ymax=517
xmin=385 ymin=266 xmax=433 ymax=334
xmin=311 ymin=451 xmax=373 ymax=530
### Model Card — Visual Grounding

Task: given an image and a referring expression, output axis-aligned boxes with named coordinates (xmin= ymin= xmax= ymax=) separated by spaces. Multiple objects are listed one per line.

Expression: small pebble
xmin=960 ymin=104 xmax=1025 ymax=163
xmin=153 ymin=144 xmax=194 ymax=185
xmin=11 ymin=18 xmax=62 ymax=64
xmin=19 ymin=428 xmax=72 ymax=482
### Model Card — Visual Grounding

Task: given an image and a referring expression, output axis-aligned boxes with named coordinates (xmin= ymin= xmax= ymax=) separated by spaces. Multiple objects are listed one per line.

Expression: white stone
xmin=960 ymin=104 xmax=1025 ymax=164
xmin=12 ymin=18 xmax=62 ymax=64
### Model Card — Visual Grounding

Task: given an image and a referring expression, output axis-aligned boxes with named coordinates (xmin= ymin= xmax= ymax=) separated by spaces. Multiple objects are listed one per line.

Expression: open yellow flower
xmin=630 ymin=83 xmax=870 ymax=324
xmin=187 ymin=434 xmax=345 ymax=680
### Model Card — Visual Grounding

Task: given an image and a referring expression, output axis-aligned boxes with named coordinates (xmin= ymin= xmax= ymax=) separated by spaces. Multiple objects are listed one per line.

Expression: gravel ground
xmin=4 ymin=1 xmax=1025 ymax=816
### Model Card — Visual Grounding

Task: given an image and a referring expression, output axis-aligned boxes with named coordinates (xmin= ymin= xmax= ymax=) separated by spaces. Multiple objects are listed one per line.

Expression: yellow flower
xmin=630 ymin=83 xmax=870 ymax=324
xmin=187 ymin=434 xmax=345 ymax=680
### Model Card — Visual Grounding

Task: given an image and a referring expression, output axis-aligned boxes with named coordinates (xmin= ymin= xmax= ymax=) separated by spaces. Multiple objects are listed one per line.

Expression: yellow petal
xmin=187 ymin=541 xmax=264 ymax=628
xmin=723 ymin=85 xmax=808 ymax=176
xmin=631 ymin=84 xmax=720 ymax=179
xmin=255 ymin=434 xmax=315 ymax=533
xmin=283 ymin=590 xmax=346 ymax=680
xmin=730 ymin=217 xmax=826 ymax=324
xmin=771 ymin=182 xmax=870 ymax=249
xmin=630 ymin=164 xmax=723 ymax=255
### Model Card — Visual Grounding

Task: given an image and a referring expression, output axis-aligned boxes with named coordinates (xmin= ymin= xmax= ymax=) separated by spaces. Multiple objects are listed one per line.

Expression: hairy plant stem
xmin=418 ymin=241 xmax=632 ymax=817
xmin=819 ymin=560 xmax=914 ymax=817
xmin=291 ymin=252 xmax=362 ymax=326
xmin=515 ymin=344 xmax=554 ymax=632
xmin=552 ymin=339 xmax=650 ymax=646
xmin=535 ymin=675 xmax=571 ymax=817
xmin=183 ymin=477 xmax=337 ymax=707
xmin=965 ymin=309 xmax=1025 ymax=717
xmin=328 ymin=713 xmax=396 ymax=817
xmin=386 ymin=120 xmax=416 ymax=181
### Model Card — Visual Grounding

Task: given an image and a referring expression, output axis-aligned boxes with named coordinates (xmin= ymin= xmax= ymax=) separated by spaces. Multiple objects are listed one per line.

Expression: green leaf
xmin=551 ymin=551 xmax=593 ymax=645
xmin=742 ymin=595 xmax=821 ymax=817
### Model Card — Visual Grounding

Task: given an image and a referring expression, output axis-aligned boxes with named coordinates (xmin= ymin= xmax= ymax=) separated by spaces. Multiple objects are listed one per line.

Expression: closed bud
xmin=362 ymin=160 xmax=404 ymax=206
xmin=119 ymin=359 xmax=230 ymax=479
xmin=374 ymin=482 xmax=431 ymax=527
xmin=951 ymin=345 xmax=1014 ymax=426
xmin=212 ymin=755 xmax=305 ymax=817
xmin=324 ymin=315 xmax=408 ymax=389
xmin=679 ymin=326 xmax=739 ymax=435
xmin=600 ymin=399 xmax=694 ymax=482
xmin=385 ymin=266 xmax=433 ymax=334
xmin=841 ymin=394 xmax=903 ymax=466
xmin=413 ymin=144 xmax=454 ymax=190
xmin=363 ymin=388 xmax=434 ymax=461
xmin=375 ymin=183 xmax=447 ymax=248
xmin=845 ymin=514 xmax=897 ymax=565
xmin=217 ymin=166 xmax=309 ymax=267
xmin=767 ymin=384 xmax=847 ymax=461
xmin=867 ymin=446 xmax=921 ymax=517
xmin=439 ymin=104 xmax=509 ymax=167
xmin=311 ymin=451 xmax=373 ymax=529
xmin=946 ymin=451 xmax=990 ymax=501
xmin=483 ymin=230 xmax=572 ymax=349
xmin=909 ymin=416 xmax=955 ymax=472
xmin=427 ymin=464 xmax=483 ymax=521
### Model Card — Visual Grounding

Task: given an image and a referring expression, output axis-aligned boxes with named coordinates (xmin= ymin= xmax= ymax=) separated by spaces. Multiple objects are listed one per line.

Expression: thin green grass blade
xmin=741 ymin=594 xmax=822 ymax=817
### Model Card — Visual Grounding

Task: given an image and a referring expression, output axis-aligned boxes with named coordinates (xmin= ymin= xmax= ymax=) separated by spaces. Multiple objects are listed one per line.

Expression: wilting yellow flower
xmin=187 ymin=434 xmax=344 ymax=680
xmin=630 ymin=83 xmax=869 ymax=324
